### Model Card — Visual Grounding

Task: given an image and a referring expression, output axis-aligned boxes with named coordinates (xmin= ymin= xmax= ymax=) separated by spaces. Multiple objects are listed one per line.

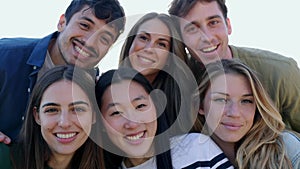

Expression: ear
xmin=198 ymin=108 xmax=205 ymax=115
xmin=57 ymin=14 xmax=67 ymax=32
xmin=226 ymin=18 xmax=232 ymax=35
xmin=33 ymin=107 xmax=41 ymax=125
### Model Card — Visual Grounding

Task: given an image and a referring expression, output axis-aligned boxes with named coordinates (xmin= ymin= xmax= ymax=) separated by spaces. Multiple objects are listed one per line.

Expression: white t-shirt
xmin=120 ymin=133 xmax=233 ymax=169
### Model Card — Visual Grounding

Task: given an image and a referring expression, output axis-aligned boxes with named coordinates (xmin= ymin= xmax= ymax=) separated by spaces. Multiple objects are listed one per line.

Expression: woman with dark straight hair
xmin=0 ymin=65 xmax=105 ymax=169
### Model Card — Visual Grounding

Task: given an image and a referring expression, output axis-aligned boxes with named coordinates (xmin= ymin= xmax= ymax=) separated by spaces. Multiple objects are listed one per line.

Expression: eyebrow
xmin=207 ymin=15 xmax=223 ymax=21
xmin=183 ymin=21 xmax=197 ymax=31
xmin=69 ymin=101 xmax=89 ymax=107
xmin=80 ymin=16 xmax=116 ymax=42
xmin=41 ymin=101 xmax=89 ymax=108
xmin=211 ymin=92 xmax=253 ymax=97
xmin=183 ymin=14 xmax=223 ymax=30
xmin=139 ymin=31 xmax=170 ymax=42
xmin=106 ymin=102 xmax=119 ymax=111
xmin=104 ymin=95 xmax=148 ymax=110
xmin=81 ymin=16 xmax=95 ymax=25
xmin=132 ymin=95 xmax=147 ymax=102
xmin=103 ymin=30 xmax=116 ymax=42
xmin=42 ymin=103 xmax=60 ymax=108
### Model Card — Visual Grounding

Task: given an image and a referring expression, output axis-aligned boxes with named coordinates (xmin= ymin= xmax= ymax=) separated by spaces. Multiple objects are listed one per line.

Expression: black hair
xmin=65 ymin=0 xmax=125 ymax=35
xmin=95 ymin=67 xmax=173 ymax=169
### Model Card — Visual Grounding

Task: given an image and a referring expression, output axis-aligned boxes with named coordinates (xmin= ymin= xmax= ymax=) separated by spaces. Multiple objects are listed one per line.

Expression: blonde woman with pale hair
xmin=192 ymin=59 xmax=300 ymax=168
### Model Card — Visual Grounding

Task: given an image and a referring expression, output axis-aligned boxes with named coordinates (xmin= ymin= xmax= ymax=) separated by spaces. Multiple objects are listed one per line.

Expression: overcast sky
xmin=1 ymin=0 xmax=299 ymax=72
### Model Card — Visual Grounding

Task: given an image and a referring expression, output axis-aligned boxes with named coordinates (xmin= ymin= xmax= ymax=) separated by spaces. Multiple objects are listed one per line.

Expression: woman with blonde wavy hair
xmin=193 ymin=59 xmax=300 ymax=168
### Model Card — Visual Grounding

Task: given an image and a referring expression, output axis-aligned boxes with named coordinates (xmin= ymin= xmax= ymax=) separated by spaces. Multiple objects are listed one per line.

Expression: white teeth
xmin=202 ymin=46 xmax=217 ymax=52
xmin=56 ymin=133 xmax=76 ymax=139
xmin=126 ymin=132 xmax=144 ymax=141
xmin=138 ymin=55 xmax=154 ymax=63
xmin=75 ymin=46 xmax=89 ymax=57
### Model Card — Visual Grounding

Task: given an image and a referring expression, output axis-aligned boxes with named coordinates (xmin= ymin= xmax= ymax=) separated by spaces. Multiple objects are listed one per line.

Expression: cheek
xmin=103 ymin=118 xmax=122 ymax=135
xmin=129 ymin=40 xmax=143 ymax=55
xmin=245 ymin=109 xmax=256 ymax=125
xmin=103 ymin=120 xmax=123 ymax=144
xmin=39 ymin=116 xmax=56 ymax=129
xmin=148 ymin=120 xmax=157 ymax=137
xmin=78 ymin=115 xmax=93 ymax=133
xmin=182 ymin=34 xmax=196 ymax=47
xmin=204 ymin=105 xmax=224 ymax=130
xmin=157 ymin=50 xmax=169 ymax=64
xmin=97 ymin=46 xmax=109 ymax=59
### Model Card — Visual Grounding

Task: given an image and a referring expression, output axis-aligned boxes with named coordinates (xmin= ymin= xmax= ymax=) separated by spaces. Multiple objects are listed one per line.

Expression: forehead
xmin=41 ymin=80 xmax=89 ymax=103
xmin=210 ymin=73 xmax=251 ymax=92
xmin=75 ymin=7 xmax=118 ymax=36
xmin=180 ymin=1 xmax=224 ymax=23
xmin=137 ymin=18 xmax=171 ymax=37
xmin=103 ymin=80 xmax=149 ymax=102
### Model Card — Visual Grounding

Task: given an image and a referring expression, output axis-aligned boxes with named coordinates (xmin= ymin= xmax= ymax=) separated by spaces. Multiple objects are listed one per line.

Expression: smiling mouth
xmin=126 ymin=131 xmax=145 ymax=141
xmin=200 ymin=45 xmax=218 ymax=53
xmin=74 ymin=45 xmax=90 ymax=58
xmin=56 ymin=132 xmax=77 ymax=139
xmin=137 ymin=55 xmax=154 ymax=64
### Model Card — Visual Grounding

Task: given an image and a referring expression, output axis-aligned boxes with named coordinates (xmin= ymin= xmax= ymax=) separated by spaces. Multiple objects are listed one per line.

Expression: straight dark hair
xmin=95 ymin=67 xmax=173 ymax=169
xmin=11 ymin=65 xmax=104 ymax=169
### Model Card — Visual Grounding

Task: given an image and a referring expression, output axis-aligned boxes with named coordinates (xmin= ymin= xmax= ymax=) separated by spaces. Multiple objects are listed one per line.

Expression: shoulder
xmin=171 ymin=133 xmax=226 ymax=156
xmin=230 ymin=45 xmax=298 ymax=68
xmin=120 ymin=157 xmax=156 ymax=169
xmin=171 ymin=133 xmax=233 ymax=169
xmin=0 ymin=37 xmax=40 ymax=50
xmin=281 ymin=130 xmax=300 ymax=168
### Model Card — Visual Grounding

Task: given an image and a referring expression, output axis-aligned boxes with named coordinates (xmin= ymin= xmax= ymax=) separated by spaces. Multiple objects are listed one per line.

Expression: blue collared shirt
xmin=0 ymin=32 xmax=59 ymax=141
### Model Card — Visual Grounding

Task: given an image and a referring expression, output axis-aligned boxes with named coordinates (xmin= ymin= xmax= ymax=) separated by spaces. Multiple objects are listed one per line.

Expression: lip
xmin=136 ymin=54 xmax=155 ymax=65
xmin=221 ymin=122 xmax=243 ymax=131
xmin=124 ymin=131 xmax=146 ymax=145
xmin=72 ymin=39 xmax=96 ymax=59
xmin=55 ymin=132 xmax=78 ymax=144
xmin=200 ymin=45 xmax=218 ymax=53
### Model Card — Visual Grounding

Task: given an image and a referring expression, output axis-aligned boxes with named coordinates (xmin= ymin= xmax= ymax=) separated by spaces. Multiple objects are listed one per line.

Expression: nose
xmin=58 ymin=111 xmax=72 ymax=128
xmin=199 ymin=27 xmax=214 ymax=43
xmin=143 ymin=41 xmax=155 ymax=53
xmin=124 ymin=119 xmax=140 ymax=129
xmin=123 ymin=113 xmax=140 ymax=129
xmin=84 ymin=31 xmax=98 ymax=47
xmin=225 ymin=102 xmax=241 ymax=117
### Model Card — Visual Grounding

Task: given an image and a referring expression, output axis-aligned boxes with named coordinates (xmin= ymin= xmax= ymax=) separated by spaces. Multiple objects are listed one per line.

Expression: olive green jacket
xmin=231 ymin=45 xmax=300 ymax=132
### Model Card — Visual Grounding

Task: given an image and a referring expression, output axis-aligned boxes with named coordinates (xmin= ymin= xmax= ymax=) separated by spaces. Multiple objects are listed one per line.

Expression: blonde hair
xmin=193 ymin=59 xmax=292 ymax=168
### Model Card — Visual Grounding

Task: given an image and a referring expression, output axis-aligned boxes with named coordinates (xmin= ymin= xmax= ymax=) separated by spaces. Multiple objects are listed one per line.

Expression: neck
xmin=226 ymin=45 xmax=233 ymax=59
xmin=211 ymin=134 xmax=237 ymax=167
xmin=124 ymin=157 xmax=151 ymax=168
xmin=48 ymin=154 xmax=73 ymax=169
xmin=48 ymin=38 xmax=67 ymax=65
xmin=144 ymin=72 xmax=159 ymax=84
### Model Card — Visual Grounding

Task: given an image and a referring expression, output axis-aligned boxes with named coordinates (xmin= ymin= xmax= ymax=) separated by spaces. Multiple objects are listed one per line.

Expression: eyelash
xmin=44 ymin=108 xmax=59 ymax=113
xmin=136 ymin=104 xmax=146 ymax=109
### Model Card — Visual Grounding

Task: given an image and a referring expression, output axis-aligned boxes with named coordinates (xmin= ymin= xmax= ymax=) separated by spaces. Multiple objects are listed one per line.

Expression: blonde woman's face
xmin=128 ymin=18 xmax=171 ymax=82
xmin=199 ymin=74 xmax=256 ymax=142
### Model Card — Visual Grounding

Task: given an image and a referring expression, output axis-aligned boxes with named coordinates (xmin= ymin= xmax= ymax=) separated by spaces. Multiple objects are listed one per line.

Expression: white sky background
xmin=1 ymin=0 xmax=299 ymax=72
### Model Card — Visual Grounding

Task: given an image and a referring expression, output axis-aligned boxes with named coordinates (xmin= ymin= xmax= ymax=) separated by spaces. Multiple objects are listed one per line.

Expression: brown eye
xmin=79 ymin=23 xmax=90 ymax=30
xmin=110 ymin=111 xmax=121 ymax=116
xmin=44 ymin=107 xmax=59 ymax=113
